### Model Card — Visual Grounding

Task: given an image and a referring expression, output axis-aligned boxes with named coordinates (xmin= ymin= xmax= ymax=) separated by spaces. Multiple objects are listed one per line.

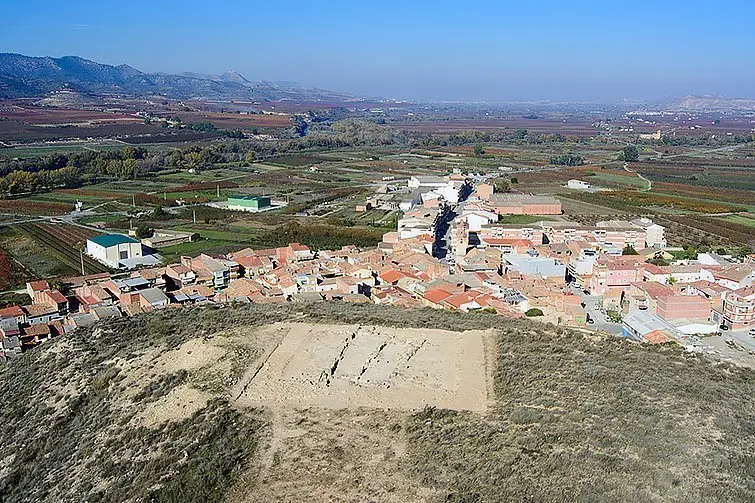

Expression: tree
xmin=621 ymin=145 xmax=640 ymax=162
xmin=682 ymin=246 xmax=698 ymax=260
xmin=135 ymin=224 xmax=153 ymax=239
xmin=510 ymin=177 xmax=518 ymax=184
xmin=495 ymin=179 xmax=511 ymax=193
xmin=622 ymin=245 xmax=639 ymax=255
xmin=151 ymin=206 xmax=170 ymax=220
xmin=525 ymin=308 xmax=544 ymax=317
xmin=549 ymin=154 xmax=584 ymax=166
xmin=473 ymin=144 xmax=485 ymax=157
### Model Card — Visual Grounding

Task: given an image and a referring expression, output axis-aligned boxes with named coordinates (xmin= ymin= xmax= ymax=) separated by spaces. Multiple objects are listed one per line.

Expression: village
xmin=0 ymin=171 xmax=754 ymax=363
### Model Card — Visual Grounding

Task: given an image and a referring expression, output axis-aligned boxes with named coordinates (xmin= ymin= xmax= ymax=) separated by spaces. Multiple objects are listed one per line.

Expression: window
xmin=120 ymin=250 xmax=128 ymax=260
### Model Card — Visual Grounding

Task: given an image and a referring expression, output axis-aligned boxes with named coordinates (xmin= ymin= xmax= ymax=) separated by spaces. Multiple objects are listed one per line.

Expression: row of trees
xmin=549 ymin=154 xmax=584 ymax=166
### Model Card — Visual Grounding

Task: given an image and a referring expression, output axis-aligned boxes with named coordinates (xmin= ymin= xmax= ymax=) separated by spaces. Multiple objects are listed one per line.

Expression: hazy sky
xmin=2 ymin=0 xmax=754 ymax=102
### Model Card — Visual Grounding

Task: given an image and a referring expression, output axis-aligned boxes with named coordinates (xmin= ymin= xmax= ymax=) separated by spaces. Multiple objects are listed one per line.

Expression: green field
xmin=590 ymin=172 xmax=650 ymax=189
xmin=720 ymin=214 xmax=755 ymax=228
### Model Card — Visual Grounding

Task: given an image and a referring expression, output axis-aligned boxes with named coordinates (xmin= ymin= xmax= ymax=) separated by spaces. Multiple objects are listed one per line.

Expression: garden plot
xmin=234 ymin=323 xmax=491 ymax=411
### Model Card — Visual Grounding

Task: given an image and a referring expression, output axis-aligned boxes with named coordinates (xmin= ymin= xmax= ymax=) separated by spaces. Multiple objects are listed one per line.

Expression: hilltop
xmin=1 ymin=302 xmax=754 ymax=502
xmin=664 ymin=94 xmax=755 ymax=112
xmin=0 ymin=53 xmax=355 ymax=101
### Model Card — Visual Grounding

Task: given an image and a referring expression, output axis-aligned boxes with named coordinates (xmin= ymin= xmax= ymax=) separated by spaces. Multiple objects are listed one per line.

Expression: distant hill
xmin=665 ymin=94 xmax=755 ymax=112
xmin=0 ymin=53 xmax=355 ymax=101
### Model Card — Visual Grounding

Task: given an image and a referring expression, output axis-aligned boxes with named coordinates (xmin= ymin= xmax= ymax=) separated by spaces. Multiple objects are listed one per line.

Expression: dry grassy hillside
xmin=1 ymin=303 xmax=754 ymax=502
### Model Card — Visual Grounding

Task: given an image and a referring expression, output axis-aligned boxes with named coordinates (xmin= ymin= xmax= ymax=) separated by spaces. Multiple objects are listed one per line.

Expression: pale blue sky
xmin=1 ymin=0 xmax=753 ymax=101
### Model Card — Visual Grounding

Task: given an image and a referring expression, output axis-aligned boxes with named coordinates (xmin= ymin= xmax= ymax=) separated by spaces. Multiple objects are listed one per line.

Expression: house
xmin=335 ymin=276 xmax=361 ymax=295
xmin=23 ymin=304 xmax=61 ymax=326
xmin=622 ymin=311 xmax=679 ymax=344
xmin=0 ymin=305 xmax=27 ymax=325
xmin=165 ymin=264 xmax=196 ymax=289
xmin=630 ymin=218 xmax=666 ymax=248
xmin=183 ymin=254 xmax=230 ymax=288
xmin=131 ymin=267 xmax=167 ymax=290
xmin=36 ymin=289 xmax=69 ymax=316
xmin=86 ymin=234 xmax=143 ymax=268
xmin=475 ymin=183 xmax=495 ymax=200
xmin=504 ymin=254 xmax=565 ymax=280
xmin=74 ymin=283 xmax=114 ymax=312
xmin=567 ymin=179 xmax=590 ymax=190
xmin=0 ymin=318 xmax=22 ymax=360
xmin=488 ymin=194 xmax=562 ymax=215
xmin=220 ymin=278 xmax=264 ymax=302
xmin=587 ymin=256 xmax=643 ymax=295
xmin=138 ymin=288 xmax=170 ymax=310
xmin=711 ymin=264 xmax=754 ymax=291
xmin=423 ymin=287 xmax=454 ymax=308
xmin=26 ymin=280 xmax=49 ymax=299
xmin=20 ymin=323 xmax=52 ymax=349
xmin=721 ymin=285 xmax=755 ymax=330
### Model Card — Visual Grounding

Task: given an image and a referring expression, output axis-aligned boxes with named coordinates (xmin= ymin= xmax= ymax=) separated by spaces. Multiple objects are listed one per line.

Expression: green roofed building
xmin=86 ymin=234 xmax=143 ymax=268
xmin=227 ymin=195 xmax=272 ymax=212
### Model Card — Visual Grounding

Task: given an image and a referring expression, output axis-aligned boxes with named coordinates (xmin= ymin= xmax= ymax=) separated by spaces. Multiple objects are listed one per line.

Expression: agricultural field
xmin=720 ymin=214 xmax=755 ymax=228
xmin=0 ymin=227 xmax=78 ymax=278
xmin=17 ymin=223 xmax=110 ymax=275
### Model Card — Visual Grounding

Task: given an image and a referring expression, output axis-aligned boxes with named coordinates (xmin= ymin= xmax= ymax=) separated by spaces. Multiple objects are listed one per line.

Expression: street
xmin=569 ymin=284 xmax=623 ymax=335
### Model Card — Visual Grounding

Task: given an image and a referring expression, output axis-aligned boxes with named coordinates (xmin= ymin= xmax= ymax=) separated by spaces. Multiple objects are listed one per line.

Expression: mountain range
xmin=0 ymin=53 xmax=355 ymax=102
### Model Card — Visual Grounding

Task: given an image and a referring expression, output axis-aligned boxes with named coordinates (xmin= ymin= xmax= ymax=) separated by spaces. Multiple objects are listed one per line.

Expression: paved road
xmin=701 ymin=334 xmax=755 ymax=369
xmin=569 ymin=284 xmax=623 ymax=335
xmin=727 ymin=328 xmax=755 ymax=352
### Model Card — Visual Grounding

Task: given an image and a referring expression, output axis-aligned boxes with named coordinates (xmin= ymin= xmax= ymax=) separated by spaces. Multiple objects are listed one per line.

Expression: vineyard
xmin=164 ymin=181 xmax=239 ymax=193
xmin=658 ymin=215 xmax=755 ymax=246
xmin=560 ymin=190 xmax=744 ymax=214
xmin=0 ymin=249 xmax=30 ymax=290
xmin=0 ymin=199 xmax=71 ymax=215
xmin=633 ymin=161 xmax=755 ymax=192
xmin=651 ymin=182 xmax=755 ymax=206
xmin=18 ymin=223 xmax=111 ymax=275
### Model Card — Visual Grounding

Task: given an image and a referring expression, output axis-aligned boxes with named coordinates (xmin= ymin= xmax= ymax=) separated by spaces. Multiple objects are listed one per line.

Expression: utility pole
xmin=164 ymin=192 xmax=167 ymax=200
xmin=80 ymin=249 xmax=85 ymax=276
xmin=216 ymin=184 xmax=220 ymax=198
xmin=132 ymin=194 xmax=135 ymax=207
xmin=193 ymin=209 xmax=197 ymax=224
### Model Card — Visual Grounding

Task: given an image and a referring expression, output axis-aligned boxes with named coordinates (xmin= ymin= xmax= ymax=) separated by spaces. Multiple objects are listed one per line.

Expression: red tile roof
xmin=424 ymin=288 xmax=453 ymax=305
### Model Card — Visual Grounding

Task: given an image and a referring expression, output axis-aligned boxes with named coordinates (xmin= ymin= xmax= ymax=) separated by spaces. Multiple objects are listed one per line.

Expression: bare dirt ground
xmin=233 ymin=323 xmax=492 ymax=411
xmin=224 ymin=323 xmax=493 ymax=502
xmin=117 ymin=322 xmax=494 ymax=502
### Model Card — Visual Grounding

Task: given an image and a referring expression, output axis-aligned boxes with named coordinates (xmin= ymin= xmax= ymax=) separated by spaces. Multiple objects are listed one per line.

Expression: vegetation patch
xmin=405 ymin=328 xmax=755 ymax=502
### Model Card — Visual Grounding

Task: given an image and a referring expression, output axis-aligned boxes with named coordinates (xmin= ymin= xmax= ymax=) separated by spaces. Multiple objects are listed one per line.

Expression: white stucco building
xmin=86 ymin=234 xmax=144 ymax=268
